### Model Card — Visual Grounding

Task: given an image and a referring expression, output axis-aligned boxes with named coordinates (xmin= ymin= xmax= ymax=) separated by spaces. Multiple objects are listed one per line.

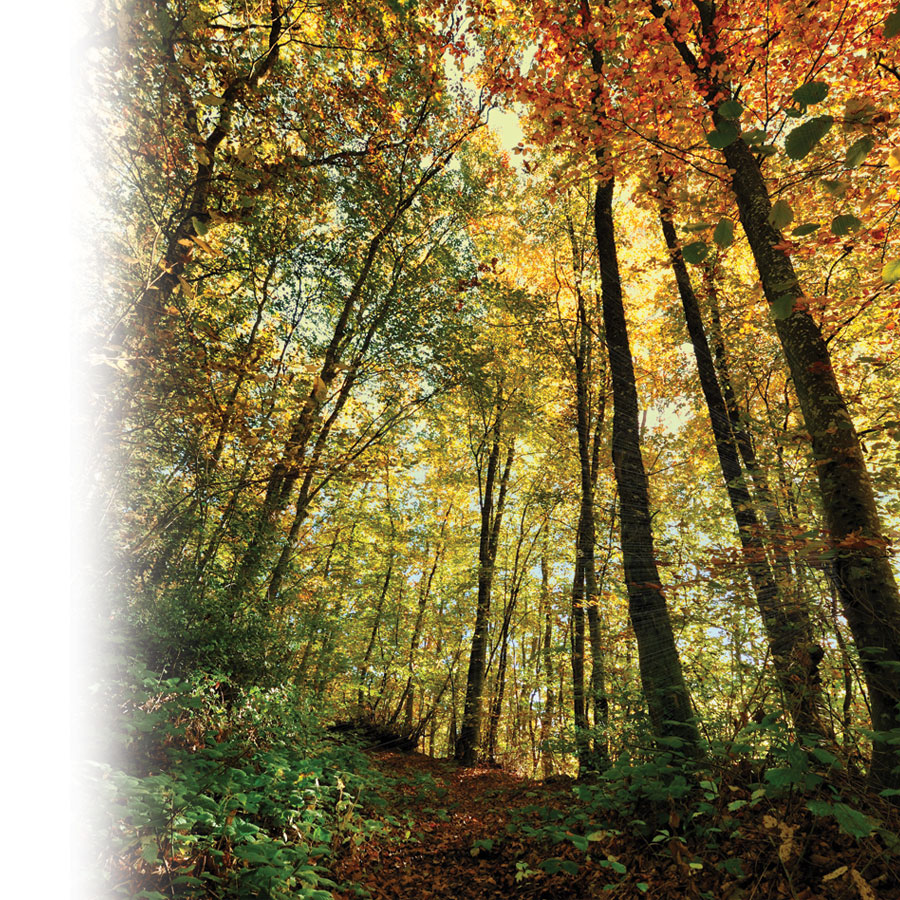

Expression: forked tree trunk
xmin=455 ymin=401 xmax=515 ymax=765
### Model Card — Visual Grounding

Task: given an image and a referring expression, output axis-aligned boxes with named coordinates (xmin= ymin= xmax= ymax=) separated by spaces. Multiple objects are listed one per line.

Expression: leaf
xmin=844 ymin=97 xmax=879 ymax=126
xmin=768 ymin=199 xmax=794 ymax=230
xmin=140 ymin=838 xmax=160 ymax=863
xmin=785 ymin=115 xmax=834 ymax=160
xmin=823 ymin=865 xmax=848 ymax=882
xmin=806 ymin=799 xmax=834 ymax=816
xmin=569 ymin=834 xmax=589 ymax=851
xmin=198 ymin=93 xmax=225 ymax=106
xmin=744 ymin=128 xmax=767 ymax=146
xmin=792 ymin=223 xmax=821 ymax=236
xmin=792 ymin=81 xmax=829 ymax=107
xmin=718 ymin=100 xmax=743 ymax=119
xmin=191 ymin=216 xmax=209 ymax=236
xmin=832 ymin=803 xmax=874 ymax=839
xmin=822 ymin=178 xmax=848 ymax=197
xmin=886 ymin=8 xmax=900 ymax=38
xmin=772 ymin=294 xmax=797 ymax=320
xmin=850 ymin=868 xmax=877 ymax=900
xmin=845 ymin=137 xmax=874 ymax=169
xmin=682 ymin=241 xmax=708 ymax=264
xmin=713 ymin=218 xmax=734 ymax=248
xmin=706 ymin=120 xmax=739 ymax=149
xmin=190 ymin=235 xmax=218 ymax=256
xmin=718 ymin=857 xmax=746 ymax=877
xmin=831 ymin=214 xmax=861 ymax=236
xmin=811 ymin=746 xmax=838 ymax=765
xmin=882 ymin=260 xmax=900 ymax=283
xmin=540 ymin=857 xmax=579 ymax=875
xmin=727 ymin=799 xmax=747 ymax=811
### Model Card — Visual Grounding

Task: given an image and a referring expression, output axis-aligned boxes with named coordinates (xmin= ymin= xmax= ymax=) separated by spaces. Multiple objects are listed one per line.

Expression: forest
xmin=79 ymin=0 xmax=900 ymax=897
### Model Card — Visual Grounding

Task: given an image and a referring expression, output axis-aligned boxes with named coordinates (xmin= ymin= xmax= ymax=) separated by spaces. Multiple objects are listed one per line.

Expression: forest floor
xmin=331 ymin=749 xmax=899 ymax=900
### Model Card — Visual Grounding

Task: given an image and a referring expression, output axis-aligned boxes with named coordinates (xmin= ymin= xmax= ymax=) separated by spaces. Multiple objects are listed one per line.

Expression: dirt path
xmin=332 ymin=751 xmax=609 ymax=900
xmin=330 ymin=750 xmax=899 ymax=900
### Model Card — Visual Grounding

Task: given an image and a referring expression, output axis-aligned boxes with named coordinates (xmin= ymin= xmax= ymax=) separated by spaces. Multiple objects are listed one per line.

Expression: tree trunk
xmin=455 ymin=402 xmax=515 ymax=765
xmin=540 ymin=554 xmax=556 ymax=778
xmin=660 ymin=209 xmax=829 ymax=740
xmin=652 ymin=0 xmax=900 ymax=791
xmin=720 ymin=136 xmax=900 ymax=783
xmin=570 ymin=515 xmax=589 ymax=767
xmin=594 ymin=174 xmax=700 ymax=752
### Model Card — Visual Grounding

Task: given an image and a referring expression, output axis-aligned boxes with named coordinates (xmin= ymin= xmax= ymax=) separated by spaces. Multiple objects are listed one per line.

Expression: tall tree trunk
xmin=455 ymin=401 xmax=515 ymax=765
xmin=358 ymin=557 xmax=393 ymax=713
xmin=565 ymin=206 xmax=610 ymax=773
xmin=594 ymin=173 xmax=700 ymax=752
xmin=659 ymin=209 xmax=829 ymax=740
xmin=705 ymin=272 xmax=795 ymax=584
xmin=540 ymin=554 xmax=556 ymax=778
xmin=570 ymin=516 xmax=589 ymax=767
xmin=651 ymin=0 xmax=900 ymax=792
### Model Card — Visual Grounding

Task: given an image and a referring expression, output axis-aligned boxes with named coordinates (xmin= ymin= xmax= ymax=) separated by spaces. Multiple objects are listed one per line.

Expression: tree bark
xmin=660 ymin=209 xmax=829 ymax=740
xmin=652 ymin=0 xmax=900 ymax=791
xmin=594 ymin=174 xmax=700 ymax=752
xmin=455 ymin=400 xmax=515 ymax=765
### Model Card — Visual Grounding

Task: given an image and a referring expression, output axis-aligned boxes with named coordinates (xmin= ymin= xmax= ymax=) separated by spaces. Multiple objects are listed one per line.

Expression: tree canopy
xmin=78 ymin=1 xmax=900 ymax=897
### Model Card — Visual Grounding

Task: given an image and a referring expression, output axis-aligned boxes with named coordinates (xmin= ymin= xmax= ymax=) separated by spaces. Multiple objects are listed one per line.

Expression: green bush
xmin=87 ymin=660 xmax=381 ymax=899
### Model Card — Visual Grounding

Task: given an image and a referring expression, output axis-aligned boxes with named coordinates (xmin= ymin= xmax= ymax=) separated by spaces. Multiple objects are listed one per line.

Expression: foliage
xmin=80 ymin=0 xmax=900 ymax=894
xmin=88 ymin=661 xmax=390 ymax=899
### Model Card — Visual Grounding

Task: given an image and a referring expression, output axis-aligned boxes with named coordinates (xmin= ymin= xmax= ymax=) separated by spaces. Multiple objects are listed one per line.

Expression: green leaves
xmin=785 ymin=115 xmax=834 ymax=160
xmin=682 ymin=241 xmax=708 ymax=264
xmin=792 ymin=81 xmax=829 ymax=107
xmin=718 ymin=100 xmax=743 ymax=119
xmin=772 ymin=294 xmax=797 ymax=320
xmin=767 ymin=199 xmax=793 ymax=230
xmin=821 ymin=178 xmax=848 ymax=198
xmin=844 ymin=136 xmax=874 ymax=169
xmin=706 ymin=120 xmax=739 ymax=149
xmin=830 ymin=214 xmax=861 ymax=236
xmin=806 ymin=800 xmax=875 ymax=839
xmin=792 ymin=223 xmax=820 ymax=237
xmin=540 ymin=857 xmax=579 ymax=875
xmin=885 ymin=6 xmax=900 ymax=38
xmin=713 ymin=218 xmax=734 ymax=248
xmin=470 ymin=837 xmax=495 ymax=856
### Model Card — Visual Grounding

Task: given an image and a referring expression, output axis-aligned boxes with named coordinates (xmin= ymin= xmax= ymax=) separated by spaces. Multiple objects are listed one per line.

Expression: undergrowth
xmin=84 ymin=660 xmax=391 ymax=900
xmin=509 ymin=717 xmax=900 ymax=896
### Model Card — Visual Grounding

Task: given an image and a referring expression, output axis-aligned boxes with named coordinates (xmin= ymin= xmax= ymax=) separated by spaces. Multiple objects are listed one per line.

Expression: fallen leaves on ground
xmin=331 ymin=750 xmax=900 ymax=900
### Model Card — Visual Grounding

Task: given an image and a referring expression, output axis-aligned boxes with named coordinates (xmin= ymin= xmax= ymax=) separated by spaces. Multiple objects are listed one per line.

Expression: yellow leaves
xmin=822 ymin=866 xmax=878 ymax=900
xmin=822 ymin=865 xmax=847 ymax=882
xmin=887 ymin=147 xmax=900 ymax=172
xmin=312 ymin=375 xmax=329 ymax=403
xmin=190 ymin=234 xmax=219 ymax=257
xmin=849 ymin=868 xmax=877 ymax=900
xmin=761 ymin=814 xmax=797 ymax=863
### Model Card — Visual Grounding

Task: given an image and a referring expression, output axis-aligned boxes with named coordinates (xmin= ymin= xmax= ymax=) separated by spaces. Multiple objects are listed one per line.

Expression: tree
xmin=645 ymin=0 xmax=900 ymax=788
